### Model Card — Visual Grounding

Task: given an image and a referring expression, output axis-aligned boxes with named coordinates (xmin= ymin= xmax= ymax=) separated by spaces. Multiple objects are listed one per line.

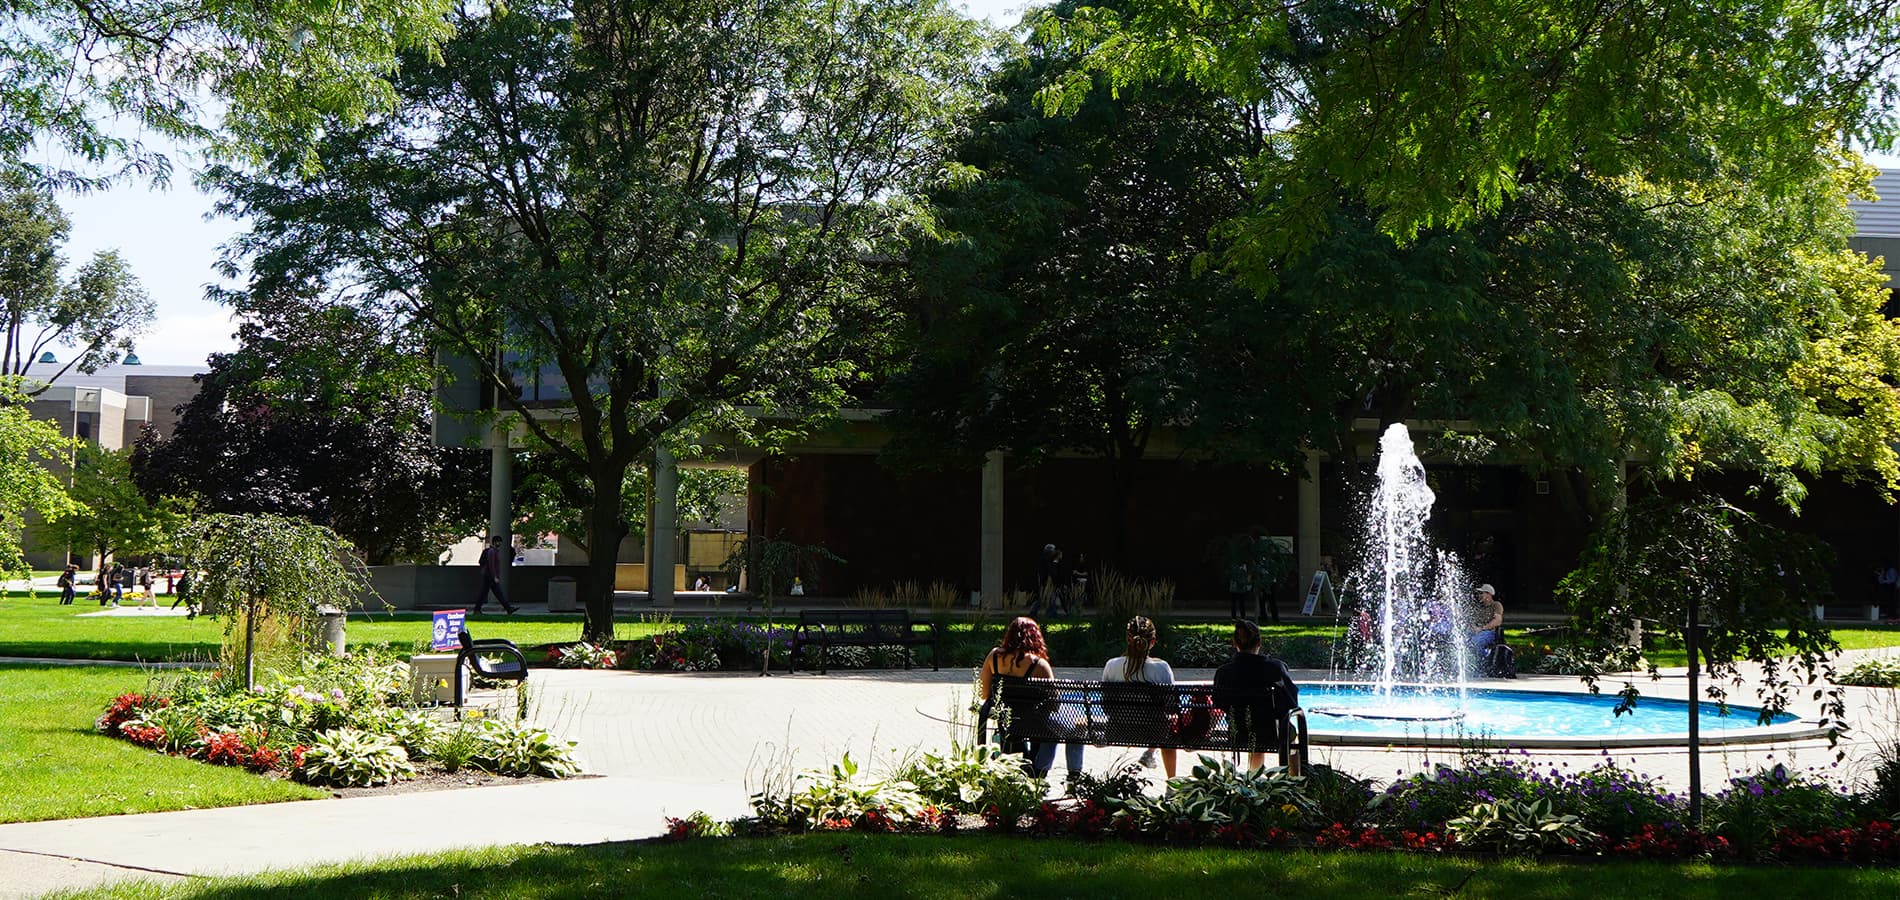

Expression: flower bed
xmin=95 ymin=650 xmax=581 ymax=788
xmin=670 ymin=745 xmax=1900 ymax=865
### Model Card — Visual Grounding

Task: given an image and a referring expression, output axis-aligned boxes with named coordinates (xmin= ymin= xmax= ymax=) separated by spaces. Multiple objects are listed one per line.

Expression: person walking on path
xmin=57 ymin=565 xmax=76 ymax=605
xmin=138 ymin=568 xmax=156 ymax=606
xmin=473 ymin=537 xmax=518 ymax=615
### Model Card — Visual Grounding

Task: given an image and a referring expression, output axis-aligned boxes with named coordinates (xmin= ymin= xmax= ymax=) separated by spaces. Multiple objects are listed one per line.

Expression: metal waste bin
xmin=316 ymin=605 xmax=347 ymax=657
xmin=547 ymin=576 xmax=578 ymax=613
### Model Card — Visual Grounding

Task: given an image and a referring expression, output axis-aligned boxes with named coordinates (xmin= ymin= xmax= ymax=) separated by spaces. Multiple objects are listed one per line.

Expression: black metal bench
xmin=456 ymin=629 xmax=529 ymax=709
xmin=789 ymin=609 xmax=942 ymax=673
xmin=977 ymin=679 xmax=1309 ymax=774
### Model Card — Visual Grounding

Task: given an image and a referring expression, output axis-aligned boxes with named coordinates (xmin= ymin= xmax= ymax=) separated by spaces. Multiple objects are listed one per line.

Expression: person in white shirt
xmin=1102 ymin=615 xmax=1177 ymax=777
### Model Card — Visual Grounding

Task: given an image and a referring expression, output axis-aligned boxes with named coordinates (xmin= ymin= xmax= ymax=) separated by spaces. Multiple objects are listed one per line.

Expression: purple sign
xmin=431 ymin=609 xmax=467 ymax=651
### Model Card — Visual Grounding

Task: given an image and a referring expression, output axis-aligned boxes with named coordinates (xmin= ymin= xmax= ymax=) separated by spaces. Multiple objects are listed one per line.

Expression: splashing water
xmin=1351 ymin=424 xmax=1475 ymax=699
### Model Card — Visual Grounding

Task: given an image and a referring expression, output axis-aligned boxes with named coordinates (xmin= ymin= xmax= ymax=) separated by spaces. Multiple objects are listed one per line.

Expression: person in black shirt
xmin=1211 ymin=619 xmax=1298 ymax=771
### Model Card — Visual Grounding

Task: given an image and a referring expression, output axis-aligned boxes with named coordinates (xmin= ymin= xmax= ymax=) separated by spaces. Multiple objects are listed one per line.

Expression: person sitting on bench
xmin=1468 ymin=584 xmax=1503 ymax=651
xmin=1212 ymin=619 xmax=1299 ymax=771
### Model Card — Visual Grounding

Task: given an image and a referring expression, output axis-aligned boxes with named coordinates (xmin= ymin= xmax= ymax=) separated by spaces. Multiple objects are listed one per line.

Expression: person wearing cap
xmin=1468 ymin=584 xmax=1503 ymax=650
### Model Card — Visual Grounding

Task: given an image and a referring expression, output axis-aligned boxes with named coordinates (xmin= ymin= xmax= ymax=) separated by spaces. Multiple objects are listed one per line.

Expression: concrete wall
xmin=364 ymin=565 xmax=592 ymax=610
xmin=124 ymin=373 xmax=202 ymax=440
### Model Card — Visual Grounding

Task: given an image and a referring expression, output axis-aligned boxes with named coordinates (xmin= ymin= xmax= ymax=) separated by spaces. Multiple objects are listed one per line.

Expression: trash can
xmin=547 ymin=576 xmax=578 ymax=613
xmin=316 ymin=605 xmax=347 ymax=657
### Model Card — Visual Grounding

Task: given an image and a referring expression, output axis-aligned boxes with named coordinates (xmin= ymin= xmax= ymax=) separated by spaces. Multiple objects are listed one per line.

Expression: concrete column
xmin=488 ymin=442 xmax=513 ymax=597
xmin=981 ymin=451 xmax=1006 ymax=608
xmin=1297 ymin=449 xmax=1321 ymax=587
xmin=651 ymin=447 xmax=679 ymax=607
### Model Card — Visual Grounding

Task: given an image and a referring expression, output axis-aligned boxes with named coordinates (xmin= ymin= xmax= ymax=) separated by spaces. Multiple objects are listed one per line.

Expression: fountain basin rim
xmin=1297 ymin=681 xmax=1832 ymax=749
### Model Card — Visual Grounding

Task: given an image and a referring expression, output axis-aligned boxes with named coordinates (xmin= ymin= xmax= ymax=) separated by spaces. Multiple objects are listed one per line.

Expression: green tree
xmin=0 ymin=0 xmax=452 ymax=187
xmin=514 ymin=457 xmax=746 ymax=558
xmin=0 ymin=173 xmax=153 ymax=387
xmin=1041 ymin=0 xmax=1900 ymax=248
xmin=0 ymin=379 xmax=79 ymax=579
xmin=1558 ymin=493 xmax=1845 ymax=822
xmin=176 ymin=512 xmax=371 ymax=689
xmin=208 ymin=0 xmax=989 ymax=640
xmin=131 ymin=305 xmax=486 ymax=565
xmin=37 ymin=444 xmax=179 ymax=573
xmin=888 ymin=10 xmax=1315 ymax=563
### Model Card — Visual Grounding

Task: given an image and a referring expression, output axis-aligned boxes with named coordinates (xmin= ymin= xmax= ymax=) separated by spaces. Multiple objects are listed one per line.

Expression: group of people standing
xmin=1029 ymin=543 xmax=1091 ymax=617
xmin=54 ymin=563 xmax=179 ymax=608
xmin=978 ymin=614 xmax=1299 ymax=780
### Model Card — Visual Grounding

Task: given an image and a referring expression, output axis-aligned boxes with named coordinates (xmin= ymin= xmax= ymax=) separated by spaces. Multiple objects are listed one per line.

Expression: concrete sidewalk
xmin=4 ymin=657 xmax=1896 ymax=898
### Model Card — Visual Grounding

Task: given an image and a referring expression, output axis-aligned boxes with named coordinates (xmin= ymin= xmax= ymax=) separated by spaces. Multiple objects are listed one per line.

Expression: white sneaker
xmin=1138 ymin=749 xmax=1158 ymax=769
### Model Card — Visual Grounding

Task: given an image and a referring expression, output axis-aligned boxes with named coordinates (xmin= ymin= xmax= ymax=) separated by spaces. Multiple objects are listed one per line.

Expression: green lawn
xmin=58 ymin=833 xmax=1900 ymax=899
xmin=0 ymin=664 xmax=327 ymax=823
xmin=0 ymin=602 xmax=626 ymax=662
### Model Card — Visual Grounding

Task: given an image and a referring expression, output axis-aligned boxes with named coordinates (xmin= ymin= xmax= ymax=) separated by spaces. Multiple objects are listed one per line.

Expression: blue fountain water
xmin=1302 ymin=683 xmax=1798 ymax=740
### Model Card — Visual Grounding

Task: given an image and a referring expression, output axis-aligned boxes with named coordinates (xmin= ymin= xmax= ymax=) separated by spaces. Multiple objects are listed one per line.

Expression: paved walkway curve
xmin=3 ymin=659 xmax=1896 ymax=898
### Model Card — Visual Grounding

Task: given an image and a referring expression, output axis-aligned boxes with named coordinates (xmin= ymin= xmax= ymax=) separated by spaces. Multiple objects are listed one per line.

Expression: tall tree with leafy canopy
xmin=888 ymin=3 xmax=1321 ymax=564
xmin=206 ymin=0 xmax=990 ymax=639
xmin=132 ymin=304 xmax=486 ymax=565
xmin=35 ymin=444 xmax=180 ymax=572
xmin=1041 ymin=0 xmax=1900 ymax=250
xmin=0 ymin=173 xmax=152 ymax=388
xmin=0 ymin=379 xmax=79 ymax=579
xmin=0 ymin=0 xmax=453 ymax=188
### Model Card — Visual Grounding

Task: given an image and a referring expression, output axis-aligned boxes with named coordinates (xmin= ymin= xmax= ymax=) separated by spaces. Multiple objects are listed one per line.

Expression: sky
xmin=44 ymin=0 xmax=1894 ymax=366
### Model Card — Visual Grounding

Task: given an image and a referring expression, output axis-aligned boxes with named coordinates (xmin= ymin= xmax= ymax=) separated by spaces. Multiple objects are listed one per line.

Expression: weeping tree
xmin=723 ymin=533 xmax=842 ymax=675
xmin=1559 ymin=493 xmax=1844 ymax=823
xmin=176 ymin=513 xmax=372 ymax=689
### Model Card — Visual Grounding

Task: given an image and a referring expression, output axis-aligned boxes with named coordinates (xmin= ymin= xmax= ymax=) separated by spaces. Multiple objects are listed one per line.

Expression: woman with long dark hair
xmin=979 ymin=616 xmax=1083 ymax=778
xmin=1102 ymin=615 xmax=1176 ymax=776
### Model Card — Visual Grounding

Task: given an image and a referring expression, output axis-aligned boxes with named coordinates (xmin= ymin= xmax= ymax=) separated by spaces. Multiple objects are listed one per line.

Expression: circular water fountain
xmin=1313 ymin=424 xmax=1826 ymax=747
xmin=1299 ymin=683 xmax=1823 ymax=747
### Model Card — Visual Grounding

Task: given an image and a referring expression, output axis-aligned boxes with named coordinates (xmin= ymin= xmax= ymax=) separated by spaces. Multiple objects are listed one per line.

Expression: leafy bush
xmin=190 ymin=726 xmax=281 ymax=771
xmin=1266 ymin=636 xmax=1334 ymax=669
xmin=1166 ymin=631 xmax=1234 ymax=668
xmin=1561 ymin=762 xmax=1683 ymax=842
xmin=1064 ymin=762 xmax=1152 ymax=807
xmin=1113 ymin=757 xmax=1313 ymax=841
xmin=294 ymin=728 xmax=416 ymax=787
xmin=96 ymin=693 xmax=168 ymax=735
xmin=550 ymin=642 xmax=619 ymax=669
xmin=1838 ymin=657 xmax=1900 ymax=687
xmin=1302 ymin=764 xmax=1378 ymax=829
xmin=1379 ymin=761 xmax=1542 ymax=830
xmin=787 ymin=754 xmax=929 ymax=827
xmin=1448 ymin=797 xmax=1599 ymax=854
xmin=429 ymin=722 xmax=485 ymax=773
xmin=1705 ymin=764 xmax=1856 ymax=859
xmin=898 ymin=742 xmax=1045 ymax=820
xmin=473 ymin=719 xmax=582 ymax=778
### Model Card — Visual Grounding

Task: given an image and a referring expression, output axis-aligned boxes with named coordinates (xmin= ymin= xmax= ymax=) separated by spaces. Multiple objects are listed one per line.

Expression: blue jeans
xmin=1032 ymin=740 xmax=1085 ymax=777
xmin=1469 ymin=629 xmax=1499 ymax=652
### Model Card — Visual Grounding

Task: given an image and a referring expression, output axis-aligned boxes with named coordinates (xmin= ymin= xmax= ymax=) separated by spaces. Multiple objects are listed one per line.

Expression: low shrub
xmin=1838 ymin=657 xmax=1900 ymax=687
xmin=473 ymin=719 xmax=582 ymax=778
xmin=1704 ymin=764 xmax=1856 ymax=859
xmin=549 ymin=642 xmax=619 ymax=670
xmin=1447 ymin=797 xmax=1599 ymax=855
xmin=294 ymin=728 xmax=416 ymax=787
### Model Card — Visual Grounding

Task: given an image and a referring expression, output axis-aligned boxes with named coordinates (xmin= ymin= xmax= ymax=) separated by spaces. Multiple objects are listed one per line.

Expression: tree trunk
xmin=581 ymin=466 xmax=631 ymax=642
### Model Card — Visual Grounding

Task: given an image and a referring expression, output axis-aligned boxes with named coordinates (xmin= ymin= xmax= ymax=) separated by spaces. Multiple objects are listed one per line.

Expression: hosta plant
xmin=789 ymin=753 xmax=928 ymax=826
xmin=1448 ymin=797 xmax=1598 ymax=855
xmin=473 ymin=719 xmax=582 ymax=778
xmin=294 ymin=728 xmax=416 ymax=787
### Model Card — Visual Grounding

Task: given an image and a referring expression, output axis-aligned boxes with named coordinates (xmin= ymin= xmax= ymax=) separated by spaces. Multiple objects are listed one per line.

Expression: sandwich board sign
xmin=1301 ymin=571 xmax=1337 ymax=616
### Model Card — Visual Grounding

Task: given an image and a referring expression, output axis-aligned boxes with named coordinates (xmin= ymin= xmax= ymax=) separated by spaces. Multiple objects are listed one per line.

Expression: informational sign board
xmin=431 ymin=609 xmax=468 ymax=651
xmin=1301 ymin=571 xmax=1335 ymax=616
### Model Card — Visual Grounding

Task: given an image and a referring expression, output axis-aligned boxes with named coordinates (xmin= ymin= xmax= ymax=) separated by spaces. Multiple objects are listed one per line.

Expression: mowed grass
xmin=58 ymin=833 xmax=1900 ymax=900
xmin=0 ymin=602 xmax=638 ymax=662
xmin=0 ymin=664 xmax=328 ymax=823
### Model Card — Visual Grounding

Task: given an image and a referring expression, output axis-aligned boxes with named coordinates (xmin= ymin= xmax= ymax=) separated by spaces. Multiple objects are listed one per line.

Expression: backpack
xmin=1486 ymin=642 xmax=1518 ymax=679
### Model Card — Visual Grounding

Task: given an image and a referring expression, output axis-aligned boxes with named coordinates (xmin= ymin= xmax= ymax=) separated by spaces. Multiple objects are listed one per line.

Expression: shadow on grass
xmin=80 ymin=834 xmax=1900 ymax=900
